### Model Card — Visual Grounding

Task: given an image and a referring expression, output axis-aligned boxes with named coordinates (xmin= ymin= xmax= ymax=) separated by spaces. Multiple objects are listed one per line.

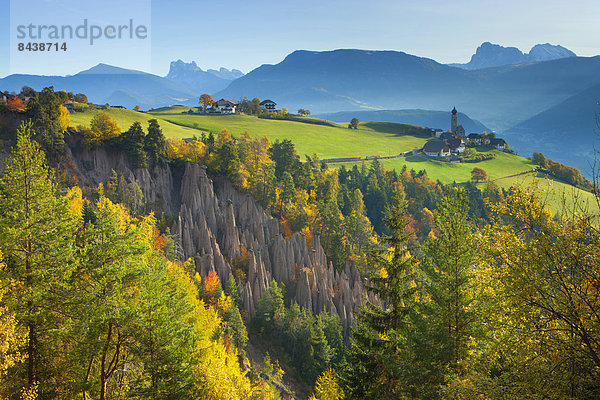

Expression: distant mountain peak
xmin=451 ymin=42 xmax=576 ymax=70
xmin=165 ymin=60 xmax=240 ymax=94
xmin=166 ymin=60 xmax=202 ymax=78
xmin=206 ymin=67 xmax=244 ymax=80
xmin=77 ymin=63 xmax=147 ymax=75
xmin=528 ymin=43 xmax=576 ymax=61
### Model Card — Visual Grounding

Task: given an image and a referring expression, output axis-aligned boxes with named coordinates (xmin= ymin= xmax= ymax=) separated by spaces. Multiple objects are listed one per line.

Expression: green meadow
xmin=69 ymin=105 xmax=597 ymax=214
xmin=147 ymin=109 xmax=430 ymax=159
xmin=69 ymin=106 xmax=199 ymax=138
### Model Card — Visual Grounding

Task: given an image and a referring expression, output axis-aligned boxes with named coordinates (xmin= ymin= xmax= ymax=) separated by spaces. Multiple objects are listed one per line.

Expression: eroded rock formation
xmin=68 ymin=139 xmax=367 ymax=333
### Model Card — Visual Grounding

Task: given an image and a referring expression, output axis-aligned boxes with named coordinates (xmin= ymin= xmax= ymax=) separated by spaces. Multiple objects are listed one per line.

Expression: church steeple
xmin=451 ymin=107 xmax=458 ymax=133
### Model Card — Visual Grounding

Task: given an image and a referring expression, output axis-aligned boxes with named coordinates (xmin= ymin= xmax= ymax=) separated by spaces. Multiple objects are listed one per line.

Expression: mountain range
xmin=215 ymin=48 xmax=600 ymax=130
xmin=165 ymin=60 xmax=243 ymax=93
xmin=504 ymin=84 xmax=600 ymax=175
xmin=449 ymin=42 xmax=576 ymax=70
xmin=1 ymin=43 xmax=599 ymax=173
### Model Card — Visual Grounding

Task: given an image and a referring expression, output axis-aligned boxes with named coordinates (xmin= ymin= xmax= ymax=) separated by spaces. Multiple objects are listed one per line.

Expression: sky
xmin=1 ymin=0 xmax=600 ymax=77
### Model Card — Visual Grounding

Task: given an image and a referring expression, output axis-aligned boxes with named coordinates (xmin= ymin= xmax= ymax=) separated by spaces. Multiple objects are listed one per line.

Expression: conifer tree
xmin=342 ymin=186 xmax=420 ymax=398
xmin=144 ymin=119 xmax=167 ymax=166
xmin=0 ymin=121 xmax=75 ymax=390
xmin=421 ymin=187 xmax=474 ymax=369
xmin=121 ymin=121 xmax=147 ymax=168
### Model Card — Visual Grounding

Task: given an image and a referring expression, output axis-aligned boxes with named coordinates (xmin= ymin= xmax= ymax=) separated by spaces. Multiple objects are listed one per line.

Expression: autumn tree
xmin=298 ymin=109 xmax=311 ymax=116
xmin=446 ymin=184 xmax=600 ymax=398
xmin=58 ymin=104 xmax=71 ymax=132
xmin=74 ymin=93 xmax=88 ymax=103
xmin=6 ymin=96 xmax=25 ymax=112
xmin=0 ymin=121 xmax=75 ymax=392
xmin=309 ymin=368 xmax=344 ymax=400
xmin=87 ymin=111 xmax=121 ymax=147
xmin=199 ymin=94 xmax=214 ymax=112
xmin=470 ymin=167 xmax=487 ymax=182
xmin=0 ymin=252 xmax=25 ymax=392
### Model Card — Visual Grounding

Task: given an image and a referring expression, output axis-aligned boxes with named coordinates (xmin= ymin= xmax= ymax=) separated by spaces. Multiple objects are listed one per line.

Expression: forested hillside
xmin=0 ymin=88 xmax=599 ymax=399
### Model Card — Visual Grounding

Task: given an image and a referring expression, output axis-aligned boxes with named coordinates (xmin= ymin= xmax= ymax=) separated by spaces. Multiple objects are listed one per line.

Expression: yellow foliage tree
xmin=309 ymin=368 xmax=344 ymax=400
xmin=57 ymin=105 xmax=71 ymax=133
xmin=85 ymin=112 xmax=121 ymax=147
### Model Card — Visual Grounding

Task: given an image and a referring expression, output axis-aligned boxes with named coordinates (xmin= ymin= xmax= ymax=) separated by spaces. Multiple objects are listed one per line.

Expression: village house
xmin=423 ymin=140 xmax=451 ymax=158
xmin=447 ymin=137 xmax=466 ymax=153
xmin=429 ymin=128 xmax=444 ymax=138
xmin=467 ymin=133 xmax=483 ymax=145
xmin=490 ymin=138 xmax=507 ymax=149
xmin=0 ymin=92 xmax=8 ymax=105
xmin=260 ymin=99 xmax=277 ymax=111
xmin=214 ymin=99 xmax=239 ymax=114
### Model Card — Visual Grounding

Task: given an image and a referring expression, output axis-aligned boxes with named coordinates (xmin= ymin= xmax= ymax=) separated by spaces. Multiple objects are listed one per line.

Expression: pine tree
xmin=28 ymin=87 xmax=66 ymax=160
xmin=144 ymin=119 xmax=167 ymax=166
xmin=342 ymin=187 xmax=420 ymax=398
xmin=224 ymin=305 xmax=248 ymax=354
xmin=224 ymin=274 xmax=242 ymax=309
xmin=0 ymin=121 xmax=75 ymax=390
xmin=422 ymin=188 xmax=474 ymax=366
xmin=121 ymin=121 xmax=147 ymax=168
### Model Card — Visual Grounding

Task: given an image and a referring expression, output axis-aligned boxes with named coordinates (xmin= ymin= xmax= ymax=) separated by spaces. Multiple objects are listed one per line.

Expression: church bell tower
xmin=451 ymin=106 xmax=458 ymax=134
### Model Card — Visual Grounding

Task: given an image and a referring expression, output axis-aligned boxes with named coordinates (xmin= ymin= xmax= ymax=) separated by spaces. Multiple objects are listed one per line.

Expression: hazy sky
xmin=1 ymin=0 xmax=600 ymax=77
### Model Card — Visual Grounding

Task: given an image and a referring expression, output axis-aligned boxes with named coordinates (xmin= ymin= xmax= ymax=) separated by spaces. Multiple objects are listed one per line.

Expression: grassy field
xmin=69 ymin=106 xmax=200 ymax=139
xmin=70 ymin=105 xmax=597 ymax=214
xmin=146 ymin=110 xmax=429 ymax=159
xmin=491 ymin=172 xmax=600 ymax=216
xmin=332 ymin=147 xmax=536 ymax=184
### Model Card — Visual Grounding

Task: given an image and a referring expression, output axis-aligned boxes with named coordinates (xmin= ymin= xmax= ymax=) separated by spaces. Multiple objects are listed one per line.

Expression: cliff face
xmin=68 ymin=141 xmax=367 ymax=333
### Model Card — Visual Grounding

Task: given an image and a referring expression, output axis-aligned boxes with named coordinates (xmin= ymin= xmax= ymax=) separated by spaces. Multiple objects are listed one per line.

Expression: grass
xmin=332 ymin=147 xmax=536 ymax=184
xmin=491 ymin=172 xmax=600 ymax=216
xmin=70 ymin=105 xmax=596 ymax=215
xmin=69 ymin=106 xmax=200 ymax=139
xmin=146 ymin=111 xmax=430 ymax=159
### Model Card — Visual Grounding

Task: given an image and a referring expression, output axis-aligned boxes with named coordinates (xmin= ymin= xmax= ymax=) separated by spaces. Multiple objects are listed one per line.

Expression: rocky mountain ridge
xmin=165 ymin=60 xmax=243 ymax=94
xmin=450 ymin=42 xmax=576 ymax=70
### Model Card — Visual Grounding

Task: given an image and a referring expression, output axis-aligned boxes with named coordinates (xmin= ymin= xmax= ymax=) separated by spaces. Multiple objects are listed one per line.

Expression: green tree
xmin=27 ymin=87 xmax=67 ymax=160
xmin=224 ymin=305 xmax=248 ymax=355
xmin=419 ymin=188 xmax=475 ymax=394
xmin=73 ymin=197 xmax=151 ymax=399
xmin=0 ymin=121 xmax=75 ymax=391
xmin=349 ymin=118 xmax=359 ymax=129
xmin=342 ymin=188 xmax=420 ymax=398
xmin=269 ymin=139 xmax=300 ymax=180
xmin=144 ymin=119 xmax=167 ymax=166
xmin=121 ymin=121 xmax=147 ymax=168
